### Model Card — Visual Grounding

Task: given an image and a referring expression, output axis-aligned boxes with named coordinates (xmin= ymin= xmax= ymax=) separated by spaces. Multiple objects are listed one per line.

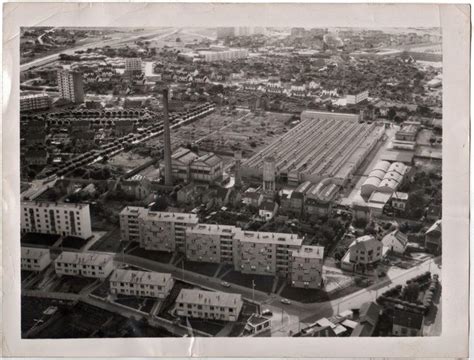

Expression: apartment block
xmin=185 ymin=224 xmax=237 ymax=264
xmin=125 ymin=57 xmax=143 ymax=73
xmin=54 ymin=251 xmax=114 ymax=279
xmin=57 ymin=69 xmax=84 ymax=103
xmin=290 ymin=245 xmax=324 ymax=289
xmin=21 ymin=201 xmax=92 ymax=239
xmin=120 ymin=206 xmax=147 ymax=242
xmin=176 ymin=289 xmax=243 ymax=322
xmin=110 ymin=269 xmax=174 ymax=299
xmin=20 ymin=93 xmax=51 ymax=112
xmin=21 ymin=247 xmax=51 ymax=272
xmin=138 ymin=210 xmax=199 ymax=253
xmin=234 ymin=230 xmax=303 ymax=277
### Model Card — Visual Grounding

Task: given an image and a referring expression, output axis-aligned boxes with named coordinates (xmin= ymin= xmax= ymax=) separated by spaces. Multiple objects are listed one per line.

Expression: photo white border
xmin=2 ymin=2 xmax=470 ymax=357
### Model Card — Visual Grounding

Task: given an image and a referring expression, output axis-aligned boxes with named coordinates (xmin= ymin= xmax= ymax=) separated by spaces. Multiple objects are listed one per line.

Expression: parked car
xmin=262 ymin=309 xmax=273 ymax=316
xmin=280 ymin=298 xmax=291 ymax=305
xmin=221 ymin=281 xmax=231 ymax=288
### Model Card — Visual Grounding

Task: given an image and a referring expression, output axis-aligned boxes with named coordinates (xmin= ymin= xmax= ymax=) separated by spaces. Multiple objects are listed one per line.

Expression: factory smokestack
xmin=162 ymin=88 xmax=173 ymax=186
xmin=234 ymin=148 xmax=242 ymax=188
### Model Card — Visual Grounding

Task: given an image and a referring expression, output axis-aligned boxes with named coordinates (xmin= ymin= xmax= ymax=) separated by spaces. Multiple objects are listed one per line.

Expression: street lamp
xmin=252 ymin=279 xmax=255 ymax=302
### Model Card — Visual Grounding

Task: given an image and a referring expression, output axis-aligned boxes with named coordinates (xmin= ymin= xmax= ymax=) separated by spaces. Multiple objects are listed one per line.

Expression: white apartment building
xmin=176 ymin=289 xmax=243 ymax=322
xmin=198 ymin=49 xmax=248 ymax=62
xmin=185 ymin=224 xmax=237 ymax=264
xmin=54 ymin=251 xmax=114 ymax=279
xmin=57 ymin=69 xmax=84 ymax=103
xmin=348 ymin=235 xmax=383 ymax=265
xmin=20 ymin=93 xmax=51 ymax=112
xmin=125 ymin=57 xmax=143 ymax=73
xmin=290 ymin=245 xmax=324 ymax=289
xmin=120 ymin=206 xmax=147 ymax=242
xmin=21 ymin=201 xmax=92 ymax=239
xmin=110 ymin=269 xmax=174 ymax=299
xmin=136 ymin=209 xmax=199 ymax=253
xmin=346 ymin=90 xmax=369 ymax=105
xmin=234 ymin=230 xmax=303 ymax=277
xmin=21 ymin=247 xmax=51 ymax=272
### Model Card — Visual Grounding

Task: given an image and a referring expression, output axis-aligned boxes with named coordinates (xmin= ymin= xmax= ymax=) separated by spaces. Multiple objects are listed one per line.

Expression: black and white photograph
xmin=2 ymin=2 xmax=470 ymax=358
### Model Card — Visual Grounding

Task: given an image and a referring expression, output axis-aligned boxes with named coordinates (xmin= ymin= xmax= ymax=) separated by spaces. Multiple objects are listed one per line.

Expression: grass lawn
xmin=89 ymin=228 xmax=123 ymax=252
xmin=183 ymin=318 xmax=227 ymax=336
xmin=51 ymin=275 xmax=97 ymax=294
xmin=114 ymin=296 xmax=156 ymax=314
xmin=21 ymin=232 xmax=60 ymax=247
xmin=280 ymin=286 xmax=330 ymax=303
xmin=222 ymin=271 xmax=274 ymax=294
xmin=182 ymin=260 xmax=220 ymax=277
xmin=61 ymin=236 xmax=89 ymax=250
xmin=129 ymin=247 xmax=173 ymax=264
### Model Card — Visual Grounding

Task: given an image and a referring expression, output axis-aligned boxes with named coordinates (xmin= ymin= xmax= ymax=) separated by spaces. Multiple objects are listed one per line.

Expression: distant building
xmin=21 ymin=201 xmax=92 ymax=239
xmin=391 ymin=192 xmax=409 ymax=212
xmin=54 ymin=251 xmax=114 ymax=279
xmin=24 ymin=148 xmax=48 ymax=165
xmin=198 ymin=48 xmax=248 ymax=62
xmin=242 ymin=190 xmax=263 ymax=207
xmin=110 ymin=269 xmax=174 ymax=299
xmin=21 ymin=247 xmax=51 ymax=272
xmin=125 ymin=58 xmax=143 ymax=74
xmin=120 ymin=175 xmax=152 ymax=200
xmin=259 ymin=200 xmax=277 ymax=221
xmin=396 ymin=121 xmax=420 ymax=142
xmin=382 ymin=230 xmax=408 ymax=254
xmin=346 ymin=90 xmax=369 ymax=105
xmin=290 ymin=245 xmax=324 ymax=289
xmin=20 ymin=93 xmax=51 ymax=112
xmin=57 ymin=69 xmax=84 ymax=103
xmin=216 ymin=27 xmax=235 ymax=39
xmin=185 ymin=224 xmax=237 ymax=264
xmin=392 ymin=308 xmax=424 ymax=336
xmin=176 ymin=289 xmax=243 ymax=322
xmin=425 ymin=219 xmax=441 ymax=254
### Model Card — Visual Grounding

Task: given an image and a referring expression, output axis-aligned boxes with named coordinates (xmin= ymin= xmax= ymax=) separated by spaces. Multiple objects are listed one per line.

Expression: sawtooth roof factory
xmin=242 ymin=111 xmax=385 ymax=186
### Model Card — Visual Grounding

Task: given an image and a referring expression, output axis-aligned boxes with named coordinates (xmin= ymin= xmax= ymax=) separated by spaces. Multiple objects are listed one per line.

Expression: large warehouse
xmin=242 ymin=112 xmax=384 ymax=186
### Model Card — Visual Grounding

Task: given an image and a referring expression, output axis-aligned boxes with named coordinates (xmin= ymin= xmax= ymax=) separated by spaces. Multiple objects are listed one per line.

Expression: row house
xmin=110 ymin=269 xmax=174 ymax=299
xmin=176 ymin=289 xmax=243 ymax=322
xmin=54 ymin=251 xmax=114 ymax=279
xmin=21 ymin=247 xmax=51 ymax=272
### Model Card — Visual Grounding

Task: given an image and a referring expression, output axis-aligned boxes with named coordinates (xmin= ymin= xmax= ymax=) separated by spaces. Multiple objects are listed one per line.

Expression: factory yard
xmin=144 ymin=110 xmax=294 ymax=160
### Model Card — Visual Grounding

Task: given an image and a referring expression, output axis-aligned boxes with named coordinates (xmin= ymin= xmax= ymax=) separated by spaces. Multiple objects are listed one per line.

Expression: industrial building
xmin=110 ymin=269 xmax=174 ymax=299
xmin=21 ymin=247 xmax=51 ymax=272
xmin=290 ymin=245 xmax=324 ymax=289
xmin=21 ymin=201 xmax=92 ymax=239
xmin=124 ymin=57 xmax=143 ymax=73
xmin=170 ymin=147 xmax=223 ymax=184
xmin=20 ymin=93 xmax=51 ymax=112
xmin=176 ymin=289 xmax=243 ymax=322
xmin=361 ymin=161 xmax=409 ymax=197
xmin=57 ymin=69 xmax=84 ymax=103
xmin=395 ymin=121 xmax=421 ymax=142
xmin=54 ymin=251 xmax=114 ymax=279
xmin=242 ymin=113 xmax=384 ymax=186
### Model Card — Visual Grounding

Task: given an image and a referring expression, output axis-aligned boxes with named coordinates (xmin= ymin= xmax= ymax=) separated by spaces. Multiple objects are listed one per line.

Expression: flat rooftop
xmin=235 ymin=230 xmax=303 ymax=246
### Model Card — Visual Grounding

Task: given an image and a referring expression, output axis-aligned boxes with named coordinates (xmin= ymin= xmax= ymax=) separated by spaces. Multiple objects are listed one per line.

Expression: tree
xmin=387 ymin=107 xmax=397 ymax=120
